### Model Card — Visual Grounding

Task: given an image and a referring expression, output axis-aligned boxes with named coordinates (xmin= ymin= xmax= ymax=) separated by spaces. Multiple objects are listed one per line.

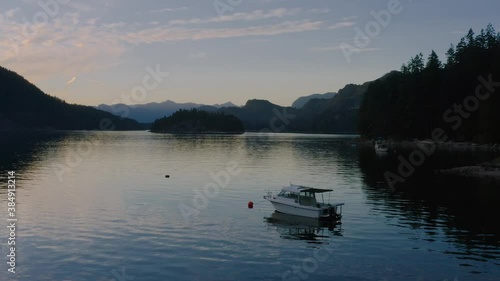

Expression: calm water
xmin=0 ymin=131 xmax=499 ymax=281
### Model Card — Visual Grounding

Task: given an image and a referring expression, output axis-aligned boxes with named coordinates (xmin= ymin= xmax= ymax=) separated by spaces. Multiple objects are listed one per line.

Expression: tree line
xmin=150 ymin=109 xmax=244 ymax=133
xmin=359 ymin=24 xmax=500 ymax=143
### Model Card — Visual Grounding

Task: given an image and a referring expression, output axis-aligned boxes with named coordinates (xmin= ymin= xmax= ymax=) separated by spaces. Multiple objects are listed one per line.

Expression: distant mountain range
xmin=96 ymin=100 xmax=237 ymax=123
xmin=95 ymin=86 xmax=371 ymax=133
xmin=0 ymin=64 xmax=373 ymax=134
xmin=96 ymin=92 xmax=339 ymax=123
xmin=0 ymin=66 xmax=141 ymax=131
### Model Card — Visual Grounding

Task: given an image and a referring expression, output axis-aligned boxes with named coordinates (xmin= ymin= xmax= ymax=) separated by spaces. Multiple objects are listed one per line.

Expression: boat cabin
xmin=277 ymin=185 xmax=333 ymax=207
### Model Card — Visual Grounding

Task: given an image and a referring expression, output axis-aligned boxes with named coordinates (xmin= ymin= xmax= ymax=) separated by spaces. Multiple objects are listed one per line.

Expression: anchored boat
xmin=264 ymin=184 xmax=344 ymax=220
xmin=375 ymin=140 xmax=389 ymax=153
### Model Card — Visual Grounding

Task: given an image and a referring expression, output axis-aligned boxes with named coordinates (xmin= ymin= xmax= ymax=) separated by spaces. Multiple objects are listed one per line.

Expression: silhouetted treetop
xmin=150 ymin=109 xmax=244 ymax=134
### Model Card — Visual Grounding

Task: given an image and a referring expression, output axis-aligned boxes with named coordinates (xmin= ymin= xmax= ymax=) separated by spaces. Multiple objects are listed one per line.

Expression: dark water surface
xmin=0 ymin=131 xmax=499 ymax=281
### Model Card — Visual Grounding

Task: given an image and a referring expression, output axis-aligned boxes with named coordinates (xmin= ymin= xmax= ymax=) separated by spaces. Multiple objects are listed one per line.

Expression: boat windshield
xmin=277 ymin=191 xmax=298 ymax=199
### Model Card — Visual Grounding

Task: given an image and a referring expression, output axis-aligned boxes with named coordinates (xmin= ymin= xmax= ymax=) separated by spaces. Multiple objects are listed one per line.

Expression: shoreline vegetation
xmin=355 ymin=139 xmax=500 ymax=151
xmin=354 ymin=138 xmax=500 ymax=180
xmin=354 ymin=24 xmax=500 ymax=180
xmin=436 ymin=157 xmax=500 ymax=181
xmin=150 ymin=109 xmax=244 ymax=134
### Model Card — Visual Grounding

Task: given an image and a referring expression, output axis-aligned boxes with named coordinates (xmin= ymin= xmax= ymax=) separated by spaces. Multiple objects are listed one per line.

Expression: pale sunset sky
xmin=1 ymin=0 xmax=499 ymax=106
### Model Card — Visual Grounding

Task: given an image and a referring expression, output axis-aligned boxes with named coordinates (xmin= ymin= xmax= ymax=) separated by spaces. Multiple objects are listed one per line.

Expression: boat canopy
xmin=282 ymin=184 xmax=333 ymax=194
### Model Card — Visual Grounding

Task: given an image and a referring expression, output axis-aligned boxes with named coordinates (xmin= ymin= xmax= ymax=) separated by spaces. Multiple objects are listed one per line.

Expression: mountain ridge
xmin=96 ymin=100 xmax=238 ymax=123
xmin=0 ymin=66 xmax=141 ymax=131
xmin=291 ymin=92 xmax=337 ymax=109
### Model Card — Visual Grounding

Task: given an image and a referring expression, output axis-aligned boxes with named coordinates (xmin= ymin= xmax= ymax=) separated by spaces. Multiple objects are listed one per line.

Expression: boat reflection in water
xmin=264 ymin=212 xmax=342 ymax=244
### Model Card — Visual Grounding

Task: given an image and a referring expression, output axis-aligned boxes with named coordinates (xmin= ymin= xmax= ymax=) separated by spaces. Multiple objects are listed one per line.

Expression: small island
xmin=150 ymin=109 xmax=244 ymax=134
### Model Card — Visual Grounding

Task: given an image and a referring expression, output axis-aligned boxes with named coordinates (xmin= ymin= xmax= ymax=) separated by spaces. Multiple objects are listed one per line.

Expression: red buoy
xmin=248 ymin=201 xmax=254 ymax=209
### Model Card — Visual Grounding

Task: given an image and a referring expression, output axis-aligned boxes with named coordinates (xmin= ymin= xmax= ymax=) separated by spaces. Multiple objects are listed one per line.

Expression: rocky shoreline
xmin=353 ymin=139 xmax=500 ymax=181
xmin=435 ymin=157 xmax=500 ymax=180
xmin=354 ymin=138 xmax=500 ymax=152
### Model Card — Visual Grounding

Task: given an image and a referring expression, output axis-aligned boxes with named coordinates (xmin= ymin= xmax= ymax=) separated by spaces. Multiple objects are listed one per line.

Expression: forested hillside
xmin=0 ymin=66 xmax=141 ymax=130
xmin=359 ymin=24 xmax=500 ymax=143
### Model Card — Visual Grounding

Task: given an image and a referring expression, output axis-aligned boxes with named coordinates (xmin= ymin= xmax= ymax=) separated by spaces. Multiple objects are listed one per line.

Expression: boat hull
xmin=270 ymin=201 xmax=324 ymax=218
xmin=375 ymin=143 xmax=389 ymax=153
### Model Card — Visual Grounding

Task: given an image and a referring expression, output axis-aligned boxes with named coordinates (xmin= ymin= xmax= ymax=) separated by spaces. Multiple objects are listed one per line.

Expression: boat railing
xmin=264 ymin=190 xmax=276 ymax=199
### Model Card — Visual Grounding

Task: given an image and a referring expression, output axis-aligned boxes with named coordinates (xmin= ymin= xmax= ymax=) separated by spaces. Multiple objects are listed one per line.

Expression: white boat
xmin=375 ymin=141 xmax=389 ymax=153
xmin=264 ymin=184 xmax=344 ymax=220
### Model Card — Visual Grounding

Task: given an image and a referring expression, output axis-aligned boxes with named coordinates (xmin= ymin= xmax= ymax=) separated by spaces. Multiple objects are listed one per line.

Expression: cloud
xmin=67 ymin=76 xmax=77 ymax=84
xmin=309 ymin=46 xmax=344 ymax=52
xmin=242 ymin=38 xmax=273 ymax=44
xmin=4 ymin=8 xmax=20 ymax=18
xmin=310 ymin=45 xmax=382 ymax=53
xmin=187 ymin=52 xmax=208 ymax=60
xmin=0 ymin=11 xmax=126 ymax=81
xmin=259 ymin=0 xmax=286 ymax=3
xmin=327 ymin=21 xmax=356 ymax=30
xmin=122 ymin=20 xmax=323 ymax=44
xmin=168 ymin=8 xmax=302 ymax=25
xmin=0 ymin=6 xmax=325 ymax=82
xmin=147 ymin=7 xmax=188 ymax=13
xmin=341 ymin=16 xmax=358 ymax=21
xmin=308 ymin=8 xmax=330 ymax=14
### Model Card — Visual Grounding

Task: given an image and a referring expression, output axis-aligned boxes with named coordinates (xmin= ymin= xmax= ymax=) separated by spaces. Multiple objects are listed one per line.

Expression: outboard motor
xmin=329 ymin=207 xmax=341 ymax=220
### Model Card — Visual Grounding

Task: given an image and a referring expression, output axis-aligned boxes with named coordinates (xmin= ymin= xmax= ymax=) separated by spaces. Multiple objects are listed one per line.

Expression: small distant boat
xmin=264 ymin=184 xmax=344 ymax=220
xmin=375 ymin=141 xmax=389 ymax=153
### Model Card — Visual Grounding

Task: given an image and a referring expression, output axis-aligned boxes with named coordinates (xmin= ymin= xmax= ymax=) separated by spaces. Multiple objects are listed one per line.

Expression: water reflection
xmin=0 ymin=131 xmax=499 ymax=280
xmin=264 ymin=212 xmax=342 ymax=244
xmin=358 ymin=146 xmax=500 ymax=272
xmin=0 ymin=131 xmax=73 ymax=196
xmin=0 ymin=131 xmax=67 ymax=171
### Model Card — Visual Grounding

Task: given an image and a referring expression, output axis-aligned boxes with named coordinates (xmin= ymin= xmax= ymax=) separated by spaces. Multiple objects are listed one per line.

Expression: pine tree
xmin=445 ymin=44 xmax=456 ymax=68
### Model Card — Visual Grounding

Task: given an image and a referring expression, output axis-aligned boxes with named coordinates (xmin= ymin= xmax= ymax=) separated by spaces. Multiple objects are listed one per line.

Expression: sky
xmin=1 ymin=0 xmax=500 ymax=107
